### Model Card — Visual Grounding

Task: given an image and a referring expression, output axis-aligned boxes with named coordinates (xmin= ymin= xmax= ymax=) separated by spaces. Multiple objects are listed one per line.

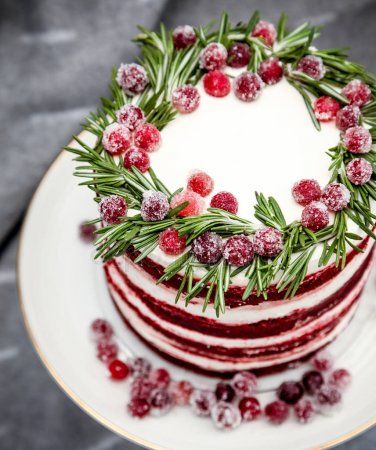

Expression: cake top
xmin=68 ymin=11 xmax=376 ymax=315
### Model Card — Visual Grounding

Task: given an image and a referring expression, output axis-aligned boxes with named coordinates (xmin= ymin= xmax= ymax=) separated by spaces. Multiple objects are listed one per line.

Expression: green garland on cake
xmin=67 ymin=12 xmax=376 ymax=316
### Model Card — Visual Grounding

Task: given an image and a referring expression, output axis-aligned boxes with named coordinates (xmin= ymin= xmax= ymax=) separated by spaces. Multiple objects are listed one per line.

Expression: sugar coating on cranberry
xmin=322 ymin=183 xmax=350 ymax=212
xmin=253 ymin=227 xmax=283 ymax=258
xmin=131 ymin=376 xmax=154 ymax=399
xmin=99 ymin=195 xmax=127 ymax=224
xmin=116 ymin=104 xmax=145 ymax=131
xmin=210 ymin=191 xmax=239 ymax=214
xmin=342 ymin=79 xmax=372 ymax=107
xmin=189 ymin=389 xmax=216 ymax=417
xmin=141 ymin=190 xmax=169 ymax=222
xmin=301 ymin=201 xmax=329 ymax=231
xmin=173 ymin=25 xmax=196 ymax=50
xmin=259 ymin=57 xmax=283 ymax=85
xmin=108 ymin=359 xmax=129 ymax=380
xmin=223 ymin=235 xmax=254 ymax=266
xmin=130 ymin=357 xmax=151 ymax=379
xmin=150 ymin=389 xmax=173 ymax=416
xmin=172 ymin=85 xmax=200 ymax=114
xmin=127 ymin=397 xmax=151 ymax=418
xmin=265 ymin=400 xmax=290 ymax=425
xmin=134 ymin=123 xmax=161 ymax=152
xmin=231 ymin=371 xmax=258 ymax=398
xmin=116 ymin=63 xmax=149 ymax=96
xmin=169 ymin=380 xmax=193 ymax=406
xmin=328 ymin=368 xmax=352 ymax=391
xmin=343 ymin=126 xmax=372 ymax=154
xmin=215 ymin=382 xmax=236 ymax=403
xmin=277 ymin=381 xmax=304 ymax=405
xmin=292 ymin=179 xmax=322 ymax=206
xmin=102 ymin=123 xmax=132 ymax=155
xmin=159 ymin=228 xmax=187 ymax=256
xmin=170 ymin=189 xmax=205 ymax=217
xmin=233 ymin=71 xmax=264 ymax=102
xmin=90 ymin=318 xmax=113 ymax=342
xmin=203 ymin=70 xmax=231 ymax=97
xmin=238 ymin=397 xmax=262 ymax=422
xmin=227 ymin=42 xmax=251 ymax=68
xmin=192 ymin=231 xmax=223 ymax=264
xmin=124 ymin=147 xmax=150 ymax=173
xmin=346 ymin=158 xmax=373 ymax=185
xmin=199 ymin=42 xmax=228 ymax=71
xmin=311 ymin=351 xmax=333 ymax=372
xmin=297 ymin=55 xmax=326 ymax=81
xmin=79 ymin=222 xmax=97 ymax=243
xmin=302 ymin=370 xmax=324 ymax=395
xmin=315 ymin=385 xmax=342 ymax=415
xmin=187 ymin=171 xmax=214 ymax=197
xmin=96 ymin=340 xmax=118 ymax=363
xmin=252 ymin=21 xmax=277 ymax=47
xmin=294 ymin=399 xmax=316 ymax=424
xmin=211 ymin=401 xmax=241 ymax=430
xmin=336 ymin=105 xmax=361 ymax=131
xmin=149 ymin=368 xmax=171 ymax=390
xmin=314 ymin=96 xmax=340 ymax=122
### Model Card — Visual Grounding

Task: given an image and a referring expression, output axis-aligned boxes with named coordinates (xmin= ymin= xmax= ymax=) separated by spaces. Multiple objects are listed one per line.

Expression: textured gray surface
xmin=2 ymin=0 xmax=376 ymax=448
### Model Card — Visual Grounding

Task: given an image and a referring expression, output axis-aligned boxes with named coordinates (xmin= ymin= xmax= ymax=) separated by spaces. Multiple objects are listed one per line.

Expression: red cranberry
xmin=294 ymin=399 xmax=315 ymax=424
xmin=233 ymin=71 xmax=264 ymax=102
xmin=102 ymin=123 xmax=132 ymax=155
xmin=259 ymin=57 xmax=283 ymax=85
xmin=131 ymin=376 xmax=154 ymax=399
xmin=172 ymin=85 xmax=200 ymax=113
xmin=211 ymin=401 xmax=241 ymax=430
xmin=170 ymin=189 xmax=205 ymax=217
xmin=159 ymin=228 xmax=187 ymax=256
xmin=336 ymin=105 xmax=361 ymax=131
xmin=311 ymin=351 xmax=333 ymax=372
xmin=90 ymin=319 xmax=113 ymax=341
xmin=141 ymin=190 xmax=169 ymax=222
xmin=252 ymin=21 xmax=277 ymax=46
xmin=301 ymin=201 xmax=329 ymax=231
xmin=127 ymin=397 xmax=151 ymax=418
xmin=278 ymin=381 xmax=304 ymax=405
xmin=343 ymin=126 xmax=372 ymax=154
xmin=173 ymin=25 xmax=196 ymax=50
xmin=79 ymin=222 xmax=96 ymax=243
xmin=315 ymin=386 xmax=342 ymax=415
xmin=134 ymin=123 xmax=161 ymax=153
xmin=116 ymin=104 xmax=145 ymax=131
xmin=223 ymin=235 xmax=254 ymax=266
xmin=297 ymin=55 xmax=326 ymax=81
xmin=189 ymin=389 xmax=216 ymax=417
xmin=253 ymin=227 xmax=283 ymax=258
xmin=238 ymin=397 xmax=262 ymax=421
xmin=192 ymin=231 xmax=223 ymax=264
xmin=231 ymin=371 xmax=258 ymax=397
xmin=149 ymin=368 xmax=171 ymax=389
xmin=99 ymin=195 xmax=127 ymax=224
xmin=302 ymin=370 xmax=324 ymax=395
xmin=199 ymin=42 xmax=228 ymax=71
xmin=150 ymin=389 xmax=173 ymax=416
xmin=314 ymin=96 xmax=340 ymax=122
xmin=265 ymin=400 xmax=289 ymax=424
xmin=342 ymin=79 xmax=372 ymax=107
xmin=96 ymin=340 xmax=118 ymax=363
xmin=116 ymin=63 xmax=149 ymax=96
xmin=292 ymin=179 xmax=322 ymax=206
xmin=108 ymin=359 xmax=129 ymax=380
xmin=346 ymin=158 xmax=373 ymax=185
xmin=215 ymin=382 xmax=236 ymax=402
xmin=227 ymin=43 xmax=251 ymax=68
xmin=187 ymin=171 xmax=214 ymax=197
xmin=328 ymin=368 xmax=352 ymax=391
xmin=169 ymin=380 xmax=193 ymax=406
xmin=210 ymin=191 xmax=239 ymax=214
xmin=203 ymin=70 xmax=231 ymax=97
xmin=124 ymin=147 xmax=150 ymax=173
xmin=130 ymin=357 xmax=151 ymax=379
xmin=322 ymin=182 xmax=350 ymax=212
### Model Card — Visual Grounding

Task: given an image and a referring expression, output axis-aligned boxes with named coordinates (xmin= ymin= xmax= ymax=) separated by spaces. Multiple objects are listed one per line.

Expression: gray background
xmin=1 ymin=0 xmax=376 ymax=448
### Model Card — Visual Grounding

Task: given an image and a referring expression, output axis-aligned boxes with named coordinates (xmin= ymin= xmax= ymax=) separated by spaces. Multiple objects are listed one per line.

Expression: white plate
xmin=18 ymin=145 xmax=376 ymax=450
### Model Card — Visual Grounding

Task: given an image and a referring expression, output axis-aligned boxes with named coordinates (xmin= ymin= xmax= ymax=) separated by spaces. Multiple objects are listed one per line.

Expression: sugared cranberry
xmin=141 ymin=190 xmax=169 ymax=222
xmin=116 ymin=104 xmax=145 ymax=131
xmin=170 ymin=189 xmax=205 ymax=217
xmin=294 ymin=399 xmax=315 ymax=424
xmin=342 ymin=79 xmax=372 ymax=107
xmin=127 ymin=397 xmax=151 ymax=418
xmin=192 ymin=231 xmax=223 ymax=264
xmin=99 ymin=195 xmax=127 ymax=224
xmin=227 ymin=43 xmax=251 ymax=68
xmin=233 ymin=71 xmax=264 ymax=102
xmin=346 ymin=158 xmax=373 ymax=185
xmin=322 ymin=182 xmax=350 ymax=212
xmin=343 ymin=126 xmax=372 ymax=154
xmin=159 ymin=228 xmax=187 ymax=256
xmin=265 ymin=400 xmax=289 ymax=425
xmin=134 ymin=123 xmax=161 ymax=152
xmin=258 ymin=57 xmax=283 ymax=85
xmin=102 ymin=123 xmax=132 ymax=155
xmin=96 ymin=340 xmax=118 ymax=363
xmin=172 ymin=85 xmax=200 ymax=114
xmin=328 ymin=368 xmax=352 ymax=391
xmin=215 ymin=382 xmax=236 ymax=402
xmin=314 ymin=96 xmax=340 ymax=122
xmin=173 ymin=25 xmax=196 ymax=50
xmin=302 ymin=370 xmax=324 ymax=395
xmin=79 ymin=222 xmax=96 ymax=243
xmin=292 ymin=179 xmax=322 ymax=206
xmin=311 ymin=351 xmax=333 ymax=372
xmin=238 ymin=397 xmax=262 ymax=421
xmin=124 ymin=147 xmax=150 ymax=173
xmin=301 ymin=201 xmax=329 ymax=231
xmin=211 ymin=401 xmax=241 ymax=430
xmin=336 ymin=105 xmax=361 ymax=131
xmin=231 ymin=371 xmax=258 ymax=397
xmin=116 ymin=63 xmax=149 ymax=96
xmin=90 ymin=319 xmax=113 ymax=342
xmin=203 ymin=70 xmax=231 ymax=97
xmin=108 ymin=359 xmax=129 ymax=380
xmin=150 ymin=389 xmax=173 ymax=416
xmin=210 ymin=191 xmax=239 ymax=214
xmin=297 ymin=55 xmax=326 ymax=81
xmin=131 ymin=376 xmax=154 ymax=399
xmin=277 ymin=381 xmax=304 ymax=405
xmin=253 ymin=227 xmax=283 ymax=258
xmin=187 ymin=171 xmax=214 ymax=197
xmin=149 ymin=368 xmax=171 ymax=389
xmin=169 ymin=380 xmax=193 ymax=406
xmin=199 ymin=42 xmax=228 ymax=71
xmin=223 ymin=235 xmax=254 ymax=266
xmin=252 ymin=21 xmax=277 ymax=47
xmin=189 ymin=389 xmax=216 ymax=417
xmin=130 ymin=356 xmax=151 ymax=379
xmin=315 ymin=386 xmax=342 ymax=415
